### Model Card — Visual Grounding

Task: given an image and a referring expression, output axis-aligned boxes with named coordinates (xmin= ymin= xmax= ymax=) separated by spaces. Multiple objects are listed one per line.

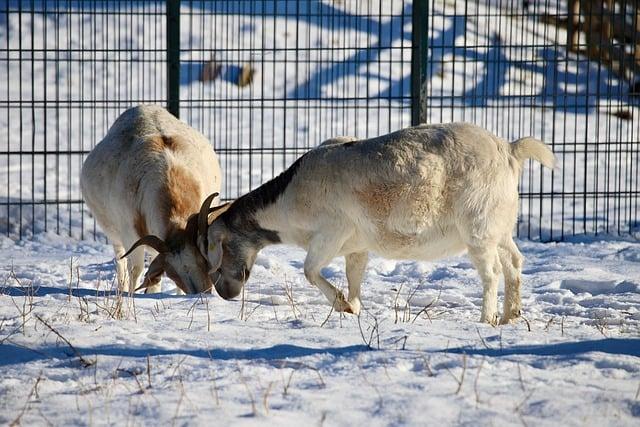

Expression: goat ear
xmin=207 ymin=238 xmax=224 ymax=272
xmin=197 ymin=233 xmax=208 ymax=259
xmin=198 ymin=193 xmax=219 ymax=242
xmin=197 ymin=204 xmax=229 ymax=258
xmin=135 ymin=254 xmax=166 ymax=292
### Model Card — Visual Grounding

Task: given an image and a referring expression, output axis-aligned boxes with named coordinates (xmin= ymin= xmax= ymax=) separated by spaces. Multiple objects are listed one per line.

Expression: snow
xmin=1 ymin=1 xmax=640 ymax=425
xmin=1 ymin=235 xmax=640 ymax=426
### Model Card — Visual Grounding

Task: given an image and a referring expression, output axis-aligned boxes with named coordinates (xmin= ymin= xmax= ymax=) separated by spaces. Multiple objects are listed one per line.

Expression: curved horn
xmin=121 ymin=235 xmax=169 ymax=259
xmin=209 ymin=202 xmax=230 ymax=214
xmin=134 ymin=254 xmax=166 ymax=292
xmin=198 ymin=192 xmax=219 ymax=240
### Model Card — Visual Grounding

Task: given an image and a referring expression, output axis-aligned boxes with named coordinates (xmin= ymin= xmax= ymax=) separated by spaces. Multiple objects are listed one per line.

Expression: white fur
xmin=81 ymin=105 xmax=221 ymax=293
xmin=208 ymin=122 xmax=554 ymax=324
xmin=318 ymin=136 xmax=358 ymax=146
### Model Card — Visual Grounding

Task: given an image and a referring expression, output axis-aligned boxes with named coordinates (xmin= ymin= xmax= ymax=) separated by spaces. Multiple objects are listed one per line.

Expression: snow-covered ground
xmin=1 ymin=234 xmax=639 ymax=426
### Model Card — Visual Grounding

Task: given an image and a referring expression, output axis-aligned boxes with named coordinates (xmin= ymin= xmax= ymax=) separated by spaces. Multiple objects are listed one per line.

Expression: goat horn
xmin=198 ymin=192 xmax=219 ymax=241
xmin=134 ymin=254 xmax=166 ymax=292
xmin=209 ymin=203 xmax=229 ymax=214
xmin=121 ymin=235 xmax=169 ymax=259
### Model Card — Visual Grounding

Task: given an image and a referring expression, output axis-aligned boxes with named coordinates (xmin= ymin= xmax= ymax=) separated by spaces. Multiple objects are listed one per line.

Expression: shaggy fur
xmin=204 ymin=123 xmax=554 ymax=324
xmin=81 ymin=105 xmax=221 ymax=293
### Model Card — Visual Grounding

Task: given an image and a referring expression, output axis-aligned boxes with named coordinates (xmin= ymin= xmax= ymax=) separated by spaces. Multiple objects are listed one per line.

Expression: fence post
xmin=411 ymin=0 xmax=428 ymax=126
xmin=167 ymin=0 xmax=180 ymax=118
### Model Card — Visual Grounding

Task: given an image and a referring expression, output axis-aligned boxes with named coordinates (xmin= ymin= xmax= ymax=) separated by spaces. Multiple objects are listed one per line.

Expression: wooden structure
xmin=567 ymin=0 xmax=640 ymax=83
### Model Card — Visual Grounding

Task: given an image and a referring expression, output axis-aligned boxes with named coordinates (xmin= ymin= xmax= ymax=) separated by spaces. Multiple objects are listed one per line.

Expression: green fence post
xmin=167 ymin=0 xmax=180 ymax=118
xmin=411 ymin=0 xmax=428 ymax=126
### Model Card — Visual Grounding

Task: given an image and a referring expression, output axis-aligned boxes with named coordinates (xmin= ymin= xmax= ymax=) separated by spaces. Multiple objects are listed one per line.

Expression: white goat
xmin=198 ymin=122 xmax=555 ymax=324
xmin=81 ymin=105 xmax=221 ymax=294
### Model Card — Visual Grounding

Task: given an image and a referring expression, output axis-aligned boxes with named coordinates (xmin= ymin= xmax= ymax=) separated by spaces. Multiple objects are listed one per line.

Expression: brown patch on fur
xmin=162 ymin=195 xmax=218 ymax=253
xmin=355 ymin=180 xmax=446 ymax=248
xmin=145 ymin=135 xmax=166 ymax=152
xmin=354 ymin=183 xmax=400 ymax=220
xmin=164 ymin=166 xmax=202 ymax=225
xmin=355 ymin=183 xmax=413 ymax=247
xmin=134 ymin=210 xmax=149 ymax=237
xmin=160 ymin=134 xmax=181 ymax=150
xmin=161 ymin=201 xmax=231 ymax=253
xmin=145 ymin=134 xmax=182 ymax=152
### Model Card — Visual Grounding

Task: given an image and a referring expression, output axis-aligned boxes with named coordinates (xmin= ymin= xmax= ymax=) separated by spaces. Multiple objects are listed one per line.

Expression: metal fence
xmin=1 ymin=0 xmax=638 ymax=242
xmin=413 ymin=0 xmax=639 ymax=240
xmin=1 ymin=1 xmax=170 ymax=240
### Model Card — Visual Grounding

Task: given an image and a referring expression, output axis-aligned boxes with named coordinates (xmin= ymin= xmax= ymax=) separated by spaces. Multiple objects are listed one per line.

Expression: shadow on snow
xmin=0 ymin=342 xmax=369 ymax=367
xmin=2 ymin=334 xmax=638 ymax=367
xmin=446 ymin=338 xmax=640 ymax=358
xmin=2 ymin=2 xmax=634 ymax=111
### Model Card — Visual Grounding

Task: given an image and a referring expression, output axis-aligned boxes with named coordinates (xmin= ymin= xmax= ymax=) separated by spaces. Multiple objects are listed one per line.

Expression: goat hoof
xmin=499 ymin=309 xmax=522 ymax=325
xmin=348 ymin=299 xmax=361 ymax=316
xmin=332 ymin=294 xmax=359 ymax=315
xmin=341 ymin=301 xmax=360 ymax=316
xmin=480 ymin=312 xmax=498 ymax=326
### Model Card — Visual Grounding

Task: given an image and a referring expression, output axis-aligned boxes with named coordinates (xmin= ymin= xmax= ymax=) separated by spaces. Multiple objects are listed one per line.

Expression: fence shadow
xmin=446 ymin=338 xmax=640 ymax=358
xmin=2 ymin=2 xmax=635 ymax=112
xmin=0 ymin=342 xmax=368 ymax=367
xmin=2 ymin=285 xmax=188 ymax=300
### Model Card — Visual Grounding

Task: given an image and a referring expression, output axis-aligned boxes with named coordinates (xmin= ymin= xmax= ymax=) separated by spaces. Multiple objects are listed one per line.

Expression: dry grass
xmin=445 ymin=354 xmax=467 ymax=395
xmin=236 ymin=365 xmax=257 ymax=416
xmin=473 ymin=357 xmax=485 ymax=407
xmin=9 ymin=373 xmax=43 ymax=427
xmin=393 ymin=281 xmax=440 ymax=324
xmin=281 ymin=278 xmax=302 ymax=320
xmin=35 ymin=314 xmax=95 ymax=368
xmin=357 ymin=309 xmax=380 ymax=350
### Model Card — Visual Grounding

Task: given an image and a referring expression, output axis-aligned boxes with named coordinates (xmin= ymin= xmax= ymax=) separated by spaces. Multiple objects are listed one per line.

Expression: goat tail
xmin=509 ymin=137 xmax=556 ymax=169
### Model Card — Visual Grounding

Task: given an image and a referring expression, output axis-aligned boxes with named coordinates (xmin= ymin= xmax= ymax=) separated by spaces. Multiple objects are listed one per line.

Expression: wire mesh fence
xmin=0 ymin=0 xmax=413 ymax=241
xmin=176 ymin=1 xmax=413 ymax=207
xmin=415 ymin=0 xmax=639 ymax=240
xmin=1 ymin=0 xmax=168 ymax=240
xmin=0 ymin=0 xmax=638 ymax=242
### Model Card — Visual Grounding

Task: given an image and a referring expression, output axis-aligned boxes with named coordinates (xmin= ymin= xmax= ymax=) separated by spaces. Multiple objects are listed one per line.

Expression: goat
xmin=81 ymin=105 xmax=222 ymax=294
xmin=197 ymin=123 xmax=555 ymax=324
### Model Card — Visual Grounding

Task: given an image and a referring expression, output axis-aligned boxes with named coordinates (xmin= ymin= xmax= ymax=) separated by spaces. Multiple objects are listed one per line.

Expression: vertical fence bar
xmin=167 ymin=0 xmax=180 ymax=118
xmin=411 ymin=0 xmax=428 ymax=126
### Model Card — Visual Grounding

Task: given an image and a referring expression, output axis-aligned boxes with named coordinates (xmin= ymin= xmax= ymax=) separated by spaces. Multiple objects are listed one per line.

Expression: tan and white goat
xmin=81 ymin=105 xmax=221 ymax=294
xmin=198 ymin=122 xmax=555 ymax=324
